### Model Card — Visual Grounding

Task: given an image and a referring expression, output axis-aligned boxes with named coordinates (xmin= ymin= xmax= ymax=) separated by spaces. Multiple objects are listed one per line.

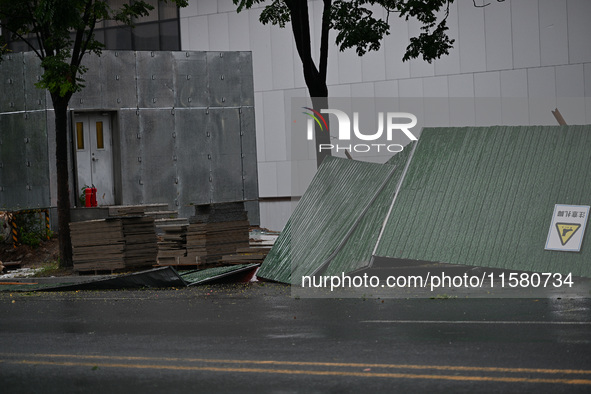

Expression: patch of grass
xmin=32 ymin=260 xmax=62 ymax=277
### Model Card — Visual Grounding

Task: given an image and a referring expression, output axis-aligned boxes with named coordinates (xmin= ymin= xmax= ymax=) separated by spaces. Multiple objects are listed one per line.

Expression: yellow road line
xmin=0 ymin=352 xmax=588 ymax=376
xmin=0 ymin=353 xmax=591 ymax=375
xmin=1 ymin=359 xmax=590 ymax=385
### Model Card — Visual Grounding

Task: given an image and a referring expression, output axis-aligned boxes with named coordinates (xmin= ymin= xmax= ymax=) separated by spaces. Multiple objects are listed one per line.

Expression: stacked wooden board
xmin=187 ymin=202 xmax=250 ymax=265
xmin=70 ymin=219 xmax=125 ymax=272
xmin=70 ymin=216 xmax=157 ymax=272
xmin=156 ymin=202 xmax=250 ymax=267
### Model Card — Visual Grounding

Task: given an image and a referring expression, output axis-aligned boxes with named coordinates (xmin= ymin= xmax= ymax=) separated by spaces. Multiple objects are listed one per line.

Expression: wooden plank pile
xmin=157 ymin=223 xmax=191 ymax=266
xmin=187 ymin=202 xmax=250 ymax=265
xmin=70 ymin=216 xmax=157 ymax=272
xmin=157 ymin=202 xmax=250 ymax=266
xmin=220 ymin=246 xmax=272 ymax=264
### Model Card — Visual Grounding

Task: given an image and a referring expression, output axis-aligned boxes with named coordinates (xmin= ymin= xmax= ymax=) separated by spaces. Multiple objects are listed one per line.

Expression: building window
xmin=3 ymin=0 xmax=181 ymax=52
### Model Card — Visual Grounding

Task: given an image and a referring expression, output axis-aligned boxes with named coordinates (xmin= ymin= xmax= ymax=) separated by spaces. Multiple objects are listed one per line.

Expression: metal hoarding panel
xmin=207 ymin=52 xmax=243 ymax=107
xmin=257 ymin=157 xmax=401 ymax=284
xmin=238 ymin=52 xmax=255 ymax=107
xmin=374 ymin=125 xmax=591 ymax=278
xmin=104 ymin=51 xmax=137 ymax=109
xmin=0 ymin=53 xmax=25 ymax=113
xmin=71 ymin=53 xmax=102 ymax=110
xmin=209 ymin=109 xmax=243 ymax=202
xmin=172 ymin=51 xmax=209 ymax=108
xmin=139 ymin=110 xmax=177 ymax=204
xmin=136 ymin=51 xmax=174 ymax=109
xmin=23 ymin=53 xmax=46 ymax=111
xmin=324 ymin=145 xmax=414 ymax=276
xmin=117 ymin=110 xmax=143 ymax=205
xmin=175 ymin=109 xmax=211 ymax=218
xmin=0 ymin=114 xmax=28 ymax=209
xmin=24 ymin=111 xmax=50 ymax=208
xmin=239 ymin=107 xmax=258 ymax=201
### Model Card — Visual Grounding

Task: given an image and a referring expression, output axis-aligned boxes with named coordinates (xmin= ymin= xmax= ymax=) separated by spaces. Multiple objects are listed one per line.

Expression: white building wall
xmin=180 ymin=0 xmax=591 ymax=231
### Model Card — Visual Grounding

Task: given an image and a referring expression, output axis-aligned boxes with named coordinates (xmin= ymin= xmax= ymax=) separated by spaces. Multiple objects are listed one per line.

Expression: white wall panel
xmin=337 ymin=48 xmax=363 ymax=84
xmin=254 ymin=92 xmax=266 ymax=162
xmin=181 ymin=1 xmax=198 ymax=18
xmin=249 ymin=9 xmax=273 ymax=92
xmin=434 ymin=0 xmax=461 ymax=76
xmin=500 ymin=69 xmax=529 ymax=125
xmin=384 ymin=17 xmax=411 ymax=80
xmin=567 ymin=0 xmax=591 ymax=64
xmin=228 ymin=11 xmax=251 ymax=50
xmin=180 ymin=16 xmax=190 ymax=49
xmin=325 ymin=35 xmax=341 ymax=86
xmin=399 ymin=78 xmax=424 ymax=98
xmin=361 ymin=48 xmax=386 ymax=83
xmin=276 ymin=161 xmax=292 ymax=197
xmin=262 ymin=91 xmax=287 ymax=162
xmin=527 ymin=66 xmax=557 ymax=125
xmin=474 ymin=72 xmax=502 ymax=126
xmin=556 ymin=64 xmax=586 ymax=124
xmin=408 ymin=19 xmax=435 ymax=78
xmin=351 ymin=82 xmax=375 ymax=97
xmin=329 ymin=84 xmax=352 ymax=97
xmin=511 ymin=0 xmax=541 ymax=69
xmin=484 ymin=0 xmax=513 ymax=71
xmin=218 ymin=0 xmax=237 ymax=13
xmin=375 ymin=80 xmax=399 ymax=98
xmin=207 ymin=13 xmax=230 ymax=51
xmin=539 ymin=0 xmax=569 ymax=66
xmin=197 ymin=0 xmax=218 ymax=16
xmin=423 ymin=76 xmax=449 ymax=127
xmin=271 ymin=24 xmax=296 ymax=90
xmin=259 ymin=200 xmax=294 ymax=231
xmin=448 ymin=74 xmax=476 ymax=126
xmin=257 ymin=162 xmax=278 ymax=197
xmin=458 ymin=0 xmax=487 ymax=73
xmin=185 ymin=16 xmax=209 ymax=50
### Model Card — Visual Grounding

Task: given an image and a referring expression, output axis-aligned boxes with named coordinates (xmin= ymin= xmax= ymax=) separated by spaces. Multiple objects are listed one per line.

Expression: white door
xmin=73 ymin=113 xmax=115 ymax=206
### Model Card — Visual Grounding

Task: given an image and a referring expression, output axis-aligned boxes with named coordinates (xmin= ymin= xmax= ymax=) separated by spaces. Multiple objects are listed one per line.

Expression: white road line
xmin=361 ymin=320 xmax=591 ymax=325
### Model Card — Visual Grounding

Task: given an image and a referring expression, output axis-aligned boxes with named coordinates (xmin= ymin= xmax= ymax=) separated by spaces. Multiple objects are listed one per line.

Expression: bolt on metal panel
xmin=71 ymin=53 xmax=103 ymax=110
xmin=175 ymin=109 xmax=211 ymax=218
xmin=172 ymin=51 xmax=209 ymax=108
xmin=117 ymin=110 xmax=143 ymax=205
xmin=23 ymin=52 xmax=46 ymax=111
xmin=238 ymin=52 xmax=255 ymax=107
xmin=0 ymin=114 xmax=28 ymax=209
xmin=207 ymin=52 xmax=244 ymax=107
xmin=175 ymin=109 xmax=211 ymax=210
xmin=139 ymin=109 xmax=177 ymax=204
xmin=209 ymin=109 xmax=244 ymax=202
xmin=239 ymin=107 xmax=259 ymax=200
xmin=104 ymin=51 xmax=138 ymax=109
xmin=0 ymin=53 xmax=26 ymax=113
xmin=136 ymin=51 xmax=174 ymax=109
xmin=24 ymin=111 xmax=50 ymax=208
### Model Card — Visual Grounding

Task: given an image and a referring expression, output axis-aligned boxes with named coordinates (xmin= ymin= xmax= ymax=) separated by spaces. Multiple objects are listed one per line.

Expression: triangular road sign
xmin=555 ymin=223 xmax=581 ymax=246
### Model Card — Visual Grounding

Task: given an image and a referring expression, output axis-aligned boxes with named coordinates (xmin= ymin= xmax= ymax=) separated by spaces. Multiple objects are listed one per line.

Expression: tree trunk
xmin=287 ymin=0 xmax=332 ymax=167
xmin=51 ymin=95 xmax=73 ymax=268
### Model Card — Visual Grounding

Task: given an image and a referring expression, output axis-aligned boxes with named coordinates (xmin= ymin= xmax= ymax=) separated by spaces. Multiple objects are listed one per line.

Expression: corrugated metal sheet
xmin=180 ymin=264 xmax=259 ymax=286
xmin=375 ymin=125 xmax=591 ymax=277
xmin=257 ymin=152 xmax=412 ymax=284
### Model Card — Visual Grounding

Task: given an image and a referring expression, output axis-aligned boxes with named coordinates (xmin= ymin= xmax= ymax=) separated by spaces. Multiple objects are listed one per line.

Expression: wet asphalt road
xmin=1 ymin=283 xmax=590 ymax=393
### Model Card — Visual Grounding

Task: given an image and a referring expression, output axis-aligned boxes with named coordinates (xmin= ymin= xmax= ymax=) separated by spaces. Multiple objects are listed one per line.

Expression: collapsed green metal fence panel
xmin=257 ymin=154 xmax=409 ymax=284
xmin=375 ymin=125 xmax=591 ymax=277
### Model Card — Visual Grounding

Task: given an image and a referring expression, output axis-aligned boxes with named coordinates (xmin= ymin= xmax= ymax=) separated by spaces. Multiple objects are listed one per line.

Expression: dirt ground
xmin=0 ymin=237 xmax=63 ymax=273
